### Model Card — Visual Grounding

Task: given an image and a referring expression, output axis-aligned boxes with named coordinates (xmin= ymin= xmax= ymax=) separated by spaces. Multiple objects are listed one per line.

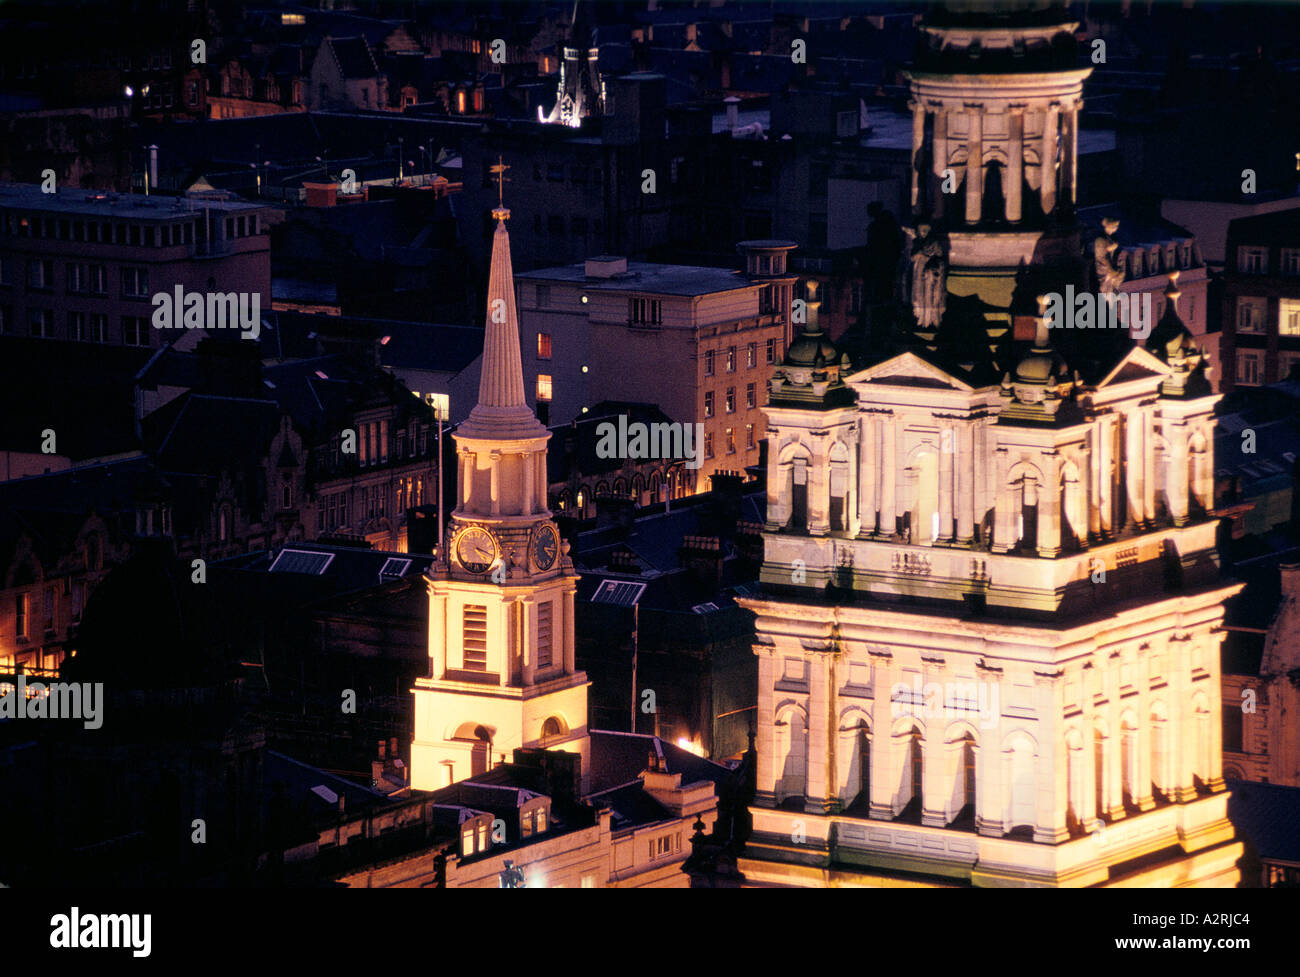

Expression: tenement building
xmin=736 ymin=2 xmax=1243 ymax=888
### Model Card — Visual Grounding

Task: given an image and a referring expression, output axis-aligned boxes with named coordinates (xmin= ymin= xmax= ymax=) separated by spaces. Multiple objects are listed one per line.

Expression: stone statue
xmin=906 ymin=223 xmax=948 ymax=329
xmin=1093 ymin=217 xmax=1125 ymax=296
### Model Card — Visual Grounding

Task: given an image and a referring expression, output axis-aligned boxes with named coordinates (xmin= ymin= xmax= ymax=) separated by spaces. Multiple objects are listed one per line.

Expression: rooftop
xmin=519 ymin=260 xmax=755 ymax=297
xmin=0 ymin=183 xmax=267 ymax=218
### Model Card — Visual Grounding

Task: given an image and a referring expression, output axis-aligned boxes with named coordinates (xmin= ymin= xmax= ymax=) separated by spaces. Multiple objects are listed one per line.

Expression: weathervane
xmin=490 ymin=155 xmax=511 ymax=220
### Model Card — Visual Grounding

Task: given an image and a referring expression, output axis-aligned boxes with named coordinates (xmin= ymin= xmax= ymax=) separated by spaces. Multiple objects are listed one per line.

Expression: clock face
xmin=532 ymin=526 xmax=559 ymax=571
xmin=455 ymin=526 xmax=497 ymax=574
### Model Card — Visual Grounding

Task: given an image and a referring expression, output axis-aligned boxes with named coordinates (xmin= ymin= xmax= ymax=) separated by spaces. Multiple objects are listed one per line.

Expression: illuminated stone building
xmin=736 ymin=1 xmax=1243 ymax=888
xmin=411 ymin=199 xmax=591 ymax=790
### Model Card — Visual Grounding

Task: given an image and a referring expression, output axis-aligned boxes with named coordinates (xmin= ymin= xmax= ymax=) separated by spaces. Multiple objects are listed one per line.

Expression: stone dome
xmin=785 ymin=327 xmax=839 ymax=369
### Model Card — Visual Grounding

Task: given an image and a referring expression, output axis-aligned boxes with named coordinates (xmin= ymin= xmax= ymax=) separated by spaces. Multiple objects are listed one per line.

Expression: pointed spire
xmin=457 ymin=207 xmax=549 ymax=442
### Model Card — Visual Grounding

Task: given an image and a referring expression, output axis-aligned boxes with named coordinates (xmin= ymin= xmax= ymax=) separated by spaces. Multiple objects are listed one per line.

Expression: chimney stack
xmin=725 ymin=95 xmax=740 ymax=132
xmin=1282 ymin=563 xmax=1300 ymax=599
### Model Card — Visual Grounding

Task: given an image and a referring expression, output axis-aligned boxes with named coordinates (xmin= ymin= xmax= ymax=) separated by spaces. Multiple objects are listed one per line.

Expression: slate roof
xmin=587 ymin=730 xmax=732 ymax=795
xmin=214 ymin=542 xmax=434 ymax=606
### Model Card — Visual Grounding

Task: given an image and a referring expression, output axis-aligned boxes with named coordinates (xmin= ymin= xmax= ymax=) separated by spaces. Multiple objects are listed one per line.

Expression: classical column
xmin=429 ymin=591 xmax=447 ymax=679
xmin=859 ymin=415 xmax=877 ymax=536
xmin=522 ymin=450 xmax=534 ymax=517
xmin=1104 ymin=661 xmax=1125 ymax=820
xmin=809 ymin=442 xmax=831 ymax=536
xmin=461 ymin=449 xmax=474 ymax=504
xmin=932 ymin=107 xmax=949 ymax=222
xmin=1080 ymin=713 xmax=1099 ymax=830
xmin=992 ymin=449 xmax=1014 ymax=553
xmin=755 ymin=650 xmax=777 ymax=806
xmin=1034 ymin=671 xmax=1069 ymax=843
xmin=1124 ymin=412 xmax=1144 ymax=528
xmin=1099 ymin=417 xmax=1114 ymax=536
xmin=975 ymin=664 xmax=1004 ymax=837
xmin=957 ymin=423 xmax=974 ymax=543
xmin=964 ymin=105 xmax=983 ymax=225
xmin=1039 ymin=103 xmax=1059 ymax=217
xmin=868 ymin=654 xmax=895 ymax=820
xmin=766 ymin=431 xmax=784 ymax=528
xmin=520 ymin=596 xmax=535 ymax=687
xmin=489 ymin=449 xmax=501 ymax=516
xmin=1142 ymin=409 xmax=1156 ymax=526
xmin=805 ymin=653 xmax=831 ymax=815
xmin=939 ymin=425 xmax=954 ymax=541
xmin=1136 ymin=708 xmax=1156 ymax=812
xmin=1168 ymin=421 xmax=1190 ymax=524
xmin=1062 ymin=104 xmax=1079 ymax=211
xmin=562 ymin=587 xmax=576 ymax=674
xmin=1037 ymin=454 xmax=1061 ymax=557
xmin=844 ymin=427 xmax=860 ymax=537
xmin=1006 ymin=107 xmax=1024 ymax=223
xmin=920 ymin=660 xmax=947 ymax=828
xmin=1205 ymin=657 xmax=1227 ymax=791
xmin=910 ymin=100 xmax=925 ymax=216
xmin=881 ymin=416 xmax=897 ymax=536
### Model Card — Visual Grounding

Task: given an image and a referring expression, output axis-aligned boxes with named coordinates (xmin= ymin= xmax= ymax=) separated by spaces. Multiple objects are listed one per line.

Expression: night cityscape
xmin=0 ymin=0 xmax=1297 ymax=947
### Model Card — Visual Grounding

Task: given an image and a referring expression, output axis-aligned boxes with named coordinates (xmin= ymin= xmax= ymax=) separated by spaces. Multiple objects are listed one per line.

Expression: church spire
xmin=457 ymin=172 xmax=549 ymax=442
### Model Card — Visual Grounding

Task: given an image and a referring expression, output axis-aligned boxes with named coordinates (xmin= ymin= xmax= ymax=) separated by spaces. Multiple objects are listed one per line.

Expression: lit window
xmin=537 ymin=374 xmax=553 ymax=401
xmin=726 ymin=347 xmax=736 ymax=372
xmin=1279 ymin=299 xmax=1300 ymax=336
xmin=746 ymin=382 xmax=756 ymax=409
xmin=746 ymin=424 xmax=755 ymax=449
xmin=725 ymin=388 xmax=735 ymax=413
xmin=537 ymin=332 xmax=552 ymax=359
xmin=726 ymin=428 xmax=735 ymax=454
xmin=704 ymin=391 xmax=714 ymax=418
xmin=746 ymin=343 xmax=756 ymax=368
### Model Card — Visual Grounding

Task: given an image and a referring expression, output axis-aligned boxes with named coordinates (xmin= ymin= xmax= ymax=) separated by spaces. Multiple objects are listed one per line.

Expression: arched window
xmin=837 ymin=715 xmax=870 ymax=810
xmin=541 ymin=716 xmax=565 ymax=743
xmin=1005 ymin=733 xmax=1036 ymax=833
xmin=1065 ymin=729 xmax=1085 ymax=833
xmin=1121 ymin=712 xmax=1140 ymax=809
xmin=829 ymin=441 xmax=850 ymax=532
xmin=1150 ymin=702 xmax=1170 ymax=800
xmin=774 ymin=707 xmax=807 ymax=803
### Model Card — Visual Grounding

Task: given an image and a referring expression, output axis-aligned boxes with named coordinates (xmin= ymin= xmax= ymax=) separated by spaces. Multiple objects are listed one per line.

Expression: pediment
xmin=846 ymin=352 xmax=974 ymax=392
xmin=1096 ymin=346 xmax=1170 ymax=388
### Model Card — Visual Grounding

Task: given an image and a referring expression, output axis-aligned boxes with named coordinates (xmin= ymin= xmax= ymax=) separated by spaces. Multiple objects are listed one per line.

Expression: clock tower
xmin=411 ymin=189 xmax=589 ymax=791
